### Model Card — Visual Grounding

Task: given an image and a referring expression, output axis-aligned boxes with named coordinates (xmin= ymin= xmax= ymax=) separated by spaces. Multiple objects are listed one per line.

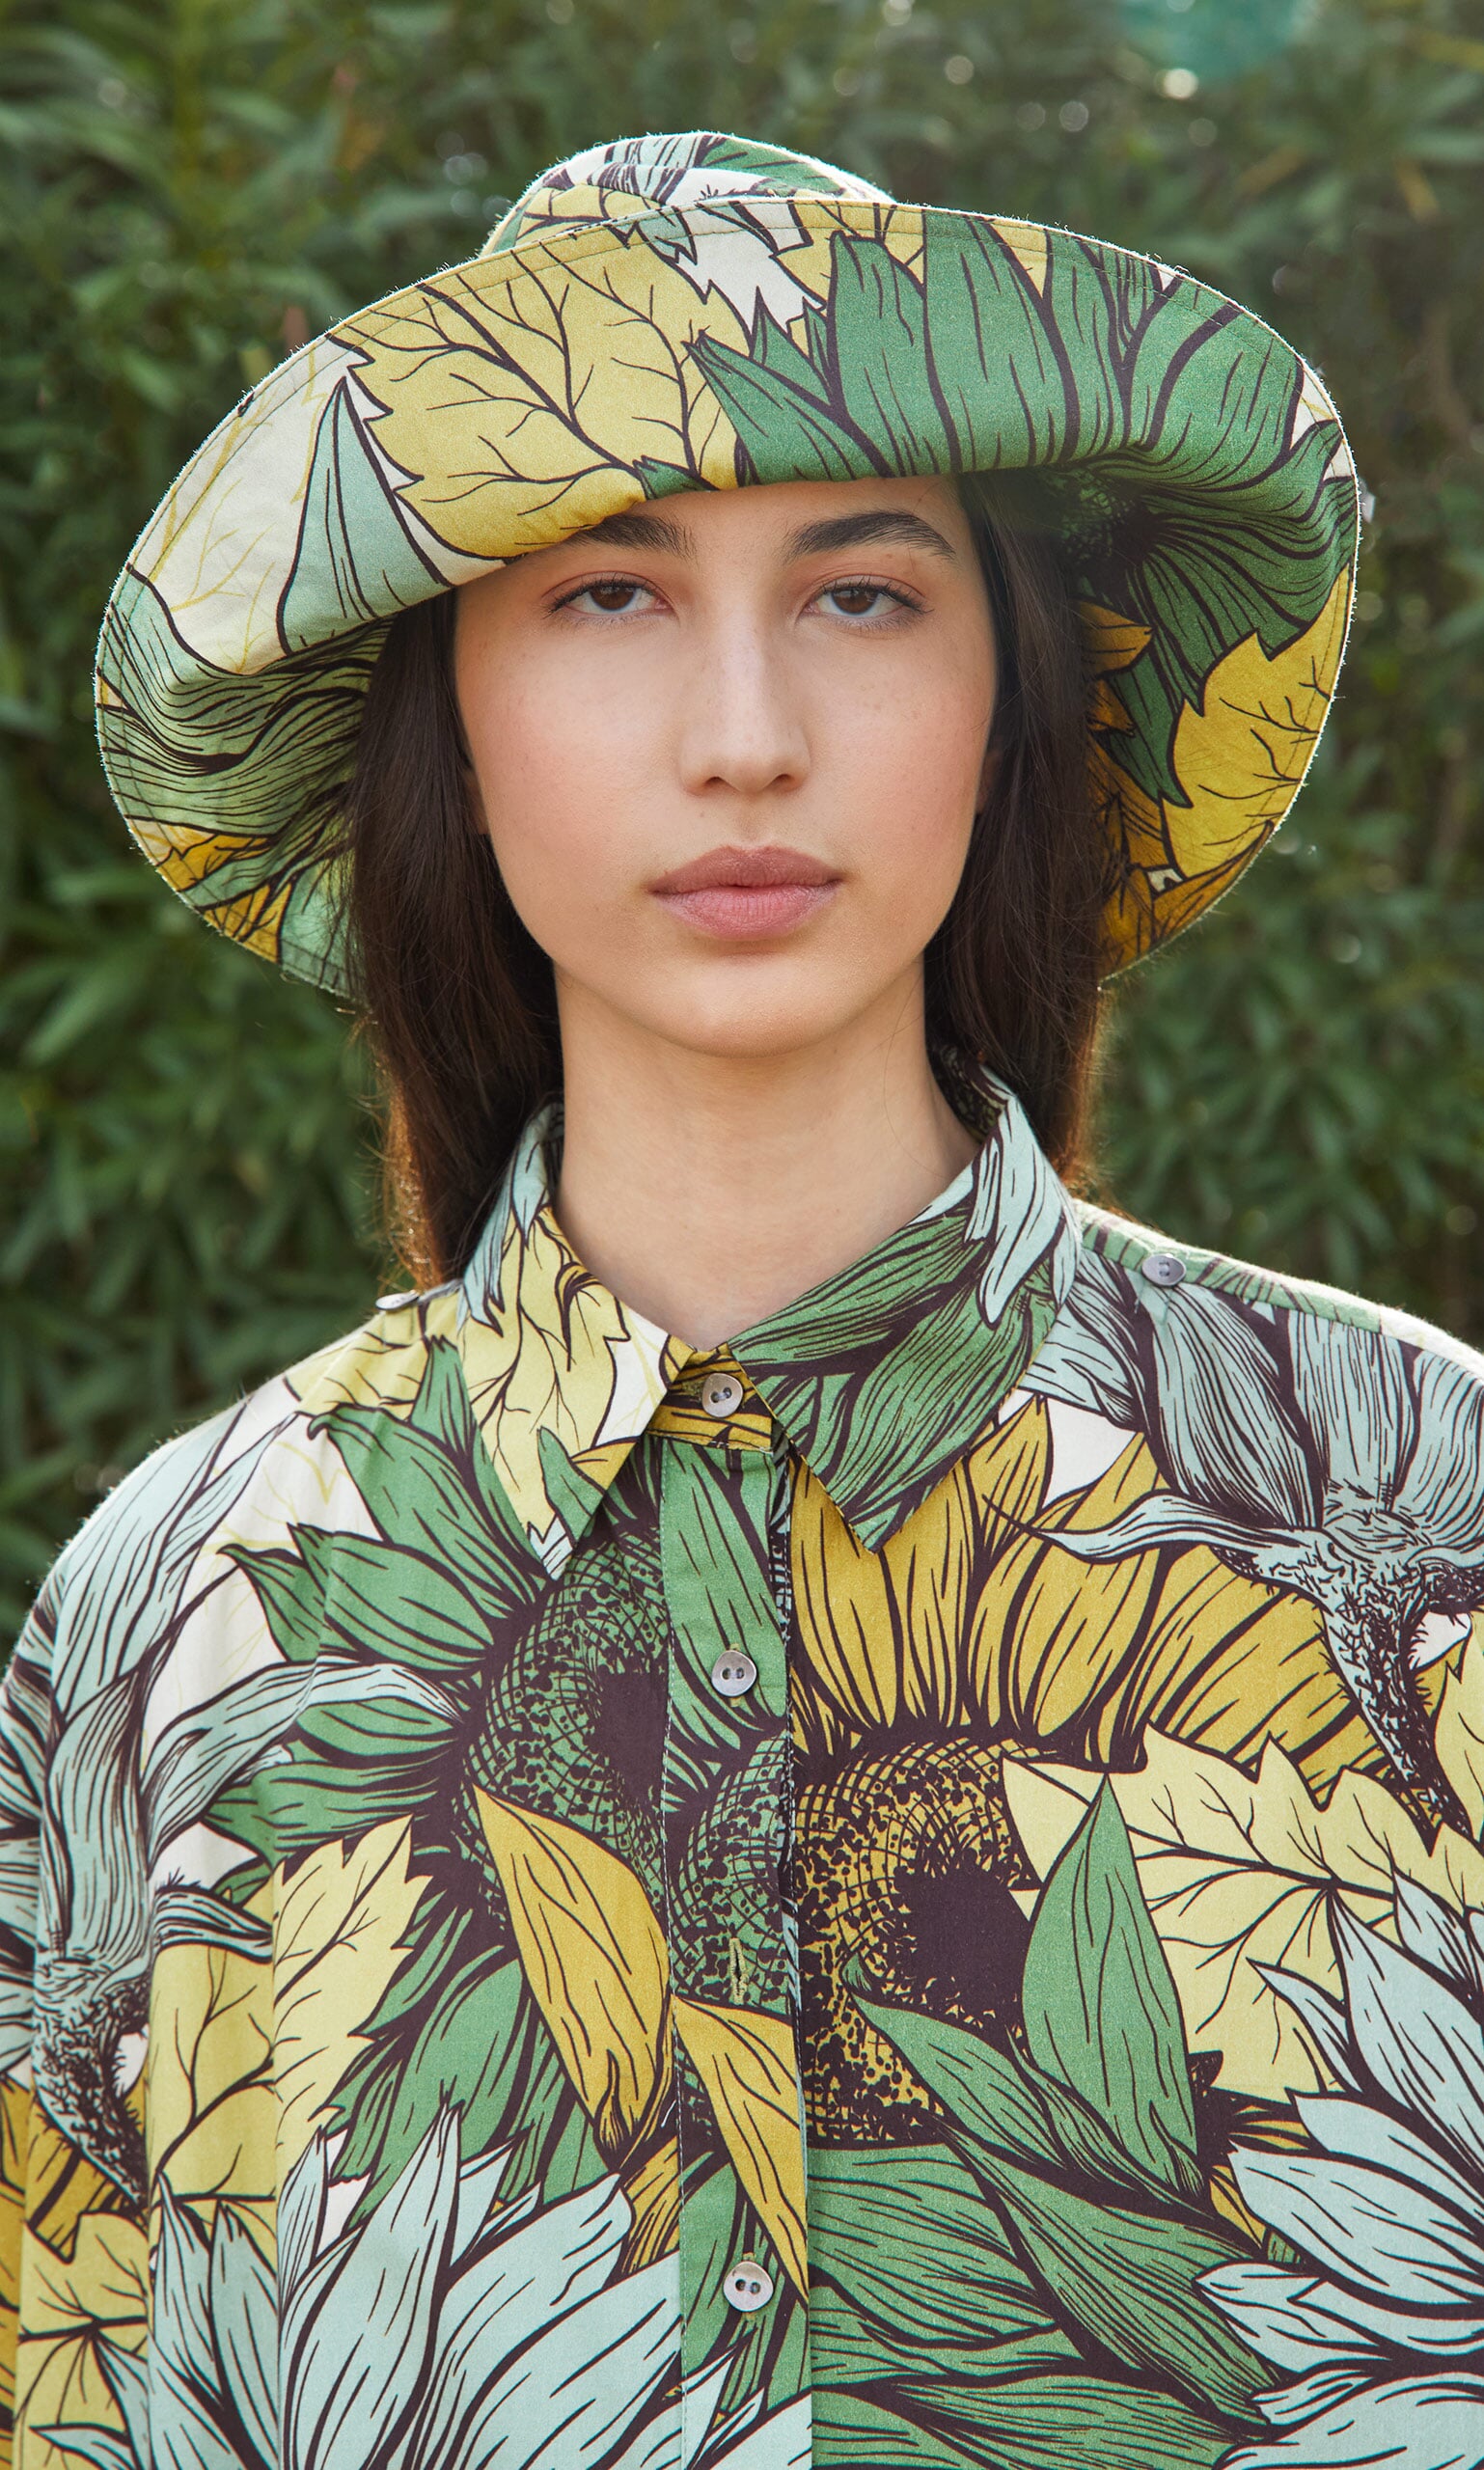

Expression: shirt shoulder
xmin=1074 ymin=1195 xmax=1484 ymax=1378
xmin=19 ymin=1280 xmax=463 ymax=1716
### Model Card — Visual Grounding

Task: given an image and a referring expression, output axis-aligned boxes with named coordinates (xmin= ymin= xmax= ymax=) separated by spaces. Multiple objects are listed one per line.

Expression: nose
xmin=676 ymin=614 xmax=810 ymax=803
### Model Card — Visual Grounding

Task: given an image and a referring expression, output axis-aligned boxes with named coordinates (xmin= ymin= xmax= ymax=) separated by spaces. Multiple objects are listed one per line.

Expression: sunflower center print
xmin=10 ymin=120 xmax=1484 ymax=2470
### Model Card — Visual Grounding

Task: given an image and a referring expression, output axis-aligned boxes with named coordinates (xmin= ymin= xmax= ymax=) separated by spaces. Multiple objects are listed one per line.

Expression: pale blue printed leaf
xmin=1256 ymin=1964 xmax=1358 ymax=2088
xmin=151 ymin=2183 xmax=255 ymax=2468
xmin=1212 ymin=2250 xmax=1484 ymax=2366
xmin=461 ymin=1108 xmax=556 ymax=1317
xmin=1221 ymin=2370 xmax=1484 ymax=2469
xmin=1025 ymin=1248 xmax=1144 ymax=1429
xmin=144 ymin=1651 xmax=458 ymax=1863
xmin=1198 ymin=2260 xmax=1388 ymax=2378
xmin=1143 ymin=1283 xmax=1318 ymax=1527
xmin=42 ymin=1666 xmax=147 ymax=1965
xmin=386 ymin=2173 xmax=633 ymax=2469
xmin=1390 ymin=1878 xmax=1480 ymax=1999
xmin=1046 ymin=1488 xmax=1265 ymax=1564
xmin=965 ymin=1089 xmax=1074 ymax=1325
xmin=97 ymin=2339 xmax=154 ymax=2467
xmin=34 ymin=2433 xmax=136 ymax=2470
xmin=277 ymin=2126 xmax=331 ymax=2305
xmin=1398 ymin=1352 xmax=1484 ymax=1548
xmin=700 ymin=2395 xmax=812 ymax=2468
xmin=278 ymin=380 xmax=444 ymax=654
xmin=1286 ymin=1315 xmax=1415 ymax=1504
xmin=451 ymin=2260 xmax=677 ymax=2469
xmin=451 ymin=2137 xmax=517 ymax=2261
xmin=1295 ymin=2093 xmax=1484 ymax=2231
xmin=48 ymin=1391 xmax=283 ymax=1713
xmin=283 ymin=2102 xmax=460 ymax=2470
xmin=1331 ymin=1905 xmax=1484 ymax=2183
xmin=1257 ymin=2364 xmax=1382 ymax=2429
xmin=1230 ymin=2147 xmax=1484 ymax=2316
xmin=152 ymin=1884 xmax=270 ymax=1957
xmin=209 ymin=2207 xmax=279 ymax=2464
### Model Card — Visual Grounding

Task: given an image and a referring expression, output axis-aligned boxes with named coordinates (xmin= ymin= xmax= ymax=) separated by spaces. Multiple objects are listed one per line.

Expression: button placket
xmin=657 ymin=1436 xmax=807 ymax=2461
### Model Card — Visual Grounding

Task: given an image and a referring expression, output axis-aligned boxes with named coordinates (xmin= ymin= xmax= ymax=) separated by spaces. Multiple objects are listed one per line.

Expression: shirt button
xmin=1140 ymin=1251 xmax=1187 ymax=1289
xmin=701 ymin=1370 xmax=745 ymax=1417
xmin=723 ymin=2258 xmax=774 ymax=2313
xmin=375 ymin=1288 xmax=421 ymax=1311
xmin=711 ymin=1648 xmax=758 ymax=1699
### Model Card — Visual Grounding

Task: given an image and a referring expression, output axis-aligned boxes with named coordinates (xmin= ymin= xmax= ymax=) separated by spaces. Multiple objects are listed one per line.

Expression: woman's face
xmin=453 ymin=474 xmax=997 ymax=1063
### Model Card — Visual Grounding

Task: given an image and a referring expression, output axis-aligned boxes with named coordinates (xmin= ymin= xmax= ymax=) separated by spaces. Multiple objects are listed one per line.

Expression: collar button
xmin=701 ymin=1370 xmax=745 ymax=1417
xmin=1140 ymin=1250 xmax=1187 ymax=1289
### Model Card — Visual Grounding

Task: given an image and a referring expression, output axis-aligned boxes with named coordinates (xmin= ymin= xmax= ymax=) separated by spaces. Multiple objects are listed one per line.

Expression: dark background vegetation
xmin=3 ymin=0 xmax=1482 ymax=1628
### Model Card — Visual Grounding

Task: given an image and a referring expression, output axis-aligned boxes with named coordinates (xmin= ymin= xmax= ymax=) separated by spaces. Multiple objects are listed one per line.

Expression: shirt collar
xmin=453 ymin=1069 xmax=1082 ymax=1562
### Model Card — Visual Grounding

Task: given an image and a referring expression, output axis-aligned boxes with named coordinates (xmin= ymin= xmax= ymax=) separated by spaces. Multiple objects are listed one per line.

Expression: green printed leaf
xmin=899 ymin=2371 xmax=1238 ymax=2470
xmin=948 ymin=2145 xmax=1266 ymax=2423
xmin=226 ymin=1540 xmax=325 ymax=1663
xmin=827 ymin=231 xmax=952 ymax=473
xmin=536 ymin=1424 xmax=607 ymax=1546
xmin=319 ymin=1406 xmax=536 ymax=1613
xmin=304 ymin=1527 xmax=495 ymax=1673
xmin=688 ymin=331 xmax=867 ymax=480
xmin=1021 ymin=1783 xmax=1200 ymax=2193
xmin=854 ymin=1987 xmax=1175 ymax=2203
xmin=807 ymin=2391 xmax=980 ymax=2466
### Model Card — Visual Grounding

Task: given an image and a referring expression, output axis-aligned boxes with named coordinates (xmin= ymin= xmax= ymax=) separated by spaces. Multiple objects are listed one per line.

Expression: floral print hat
xmin=95 ymin=129 xmax=1359 ymax=996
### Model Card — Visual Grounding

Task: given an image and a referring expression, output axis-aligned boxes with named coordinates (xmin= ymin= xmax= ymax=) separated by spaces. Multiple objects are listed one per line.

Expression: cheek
xmin=836 ymin=663 xmax=989 ymax=904
xmin=468 ymin=676 xmax=638 ymax=946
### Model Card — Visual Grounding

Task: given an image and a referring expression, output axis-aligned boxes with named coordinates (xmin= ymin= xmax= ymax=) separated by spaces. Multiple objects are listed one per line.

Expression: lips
xmin=650 ymin=844 xmax=840 ymax=940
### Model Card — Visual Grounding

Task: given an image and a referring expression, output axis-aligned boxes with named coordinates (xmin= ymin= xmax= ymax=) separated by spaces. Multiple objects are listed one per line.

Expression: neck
xmin=551 ymin=973 xmax=979 ymax=1349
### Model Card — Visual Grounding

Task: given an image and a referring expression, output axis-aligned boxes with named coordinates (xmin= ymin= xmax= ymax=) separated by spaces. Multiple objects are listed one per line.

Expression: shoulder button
xmin=1140 ymin=1251 xmax=1188 ymax=1289
xmin=375 ymin=1289 xmax=422 ymax=1312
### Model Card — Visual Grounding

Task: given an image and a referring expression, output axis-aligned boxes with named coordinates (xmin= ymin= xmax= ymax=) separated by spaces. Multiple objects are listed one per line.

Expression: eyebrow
xmin=573 ymin=506 xmax=959 ymax=562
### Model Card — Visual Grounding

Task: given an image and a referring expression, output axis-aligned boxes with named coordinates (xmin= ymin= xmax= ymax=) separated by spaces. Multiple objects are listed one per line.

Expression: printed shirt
xmin=3 ymin=1074 xmax=1484 ymax=2470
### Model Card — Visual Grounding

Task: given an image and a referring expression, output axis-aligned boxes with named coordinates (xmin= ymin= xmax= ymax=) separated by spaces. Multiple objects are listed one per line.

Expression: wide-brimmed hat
xmin=95 ymin=130 xmax=1358 ymax=995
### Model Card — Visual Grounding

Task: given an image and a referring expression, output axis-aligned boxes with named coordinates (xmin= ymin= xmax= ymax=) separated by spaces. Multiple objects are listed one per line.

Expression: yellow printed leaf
xmin=673 ymin=1997 xmax=808 ymax=2296
xmin=349 ymin=241 xmax=742 ymax=560
xmin=15 ymin=2210 xmax=148 ymax=2468
xmin=1004 ymin=1727 xmax=1484 ymax=2101
xmin=142 ymin=1825 xmax=427 ymax=2258
xmin=1078 ymin=603 xmax=1154 ymax=674
xmin=789 ymin=1459 xmax=978 ymax=1759
xmin=1436 ymin=1627 xmax=1484 ymax=1841
xmin=146 ymin=1925 xmax=275 ymax=2228
xmin=458 ymin=1206 xmax=670 ymax=1546
xmin=272 ymin=1817 xmax=429 ymax=2175
xmin=1163 ymin=573 xmax=1350 ymax=878
xmin=474 ymin=1791 xmax=670 ymax=2153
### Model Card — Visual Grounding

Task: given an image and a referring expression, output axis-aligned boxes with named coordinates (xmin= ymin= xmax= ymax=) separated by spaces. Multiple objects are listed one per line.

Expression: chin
xmin=646 ymin=985 xmax=866 ymax=1063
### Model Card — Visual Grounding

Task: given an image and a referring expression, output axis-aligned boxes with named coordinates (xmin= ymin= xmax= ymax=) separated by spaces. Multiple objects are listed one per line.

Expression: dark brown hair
xmin=341 ymin=480 xmax=1105 ymax=1283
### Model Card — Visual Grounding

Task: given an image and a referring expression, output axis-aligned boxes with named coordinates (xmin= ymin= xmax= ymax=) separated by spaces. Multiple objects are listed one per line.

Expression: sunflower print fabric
xmin=4 ymin=1068 xmax=1484 ymax=2469
xmin=94 ymin=130 xmax=1358 ymax=995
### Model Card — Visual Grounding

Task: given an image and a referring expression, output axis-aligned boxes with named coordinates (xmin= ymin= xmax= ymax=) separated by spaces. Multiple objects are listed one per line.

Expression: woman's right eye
xmin=558 ymin=577 xmax=658 ymax=617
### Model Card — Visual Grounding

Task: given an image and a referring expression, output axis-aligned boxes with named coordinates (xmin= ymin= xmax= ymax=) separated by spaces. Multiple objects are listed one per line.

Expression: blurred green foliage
xmin=2 ymin=0 xmax=1482 ymax=1624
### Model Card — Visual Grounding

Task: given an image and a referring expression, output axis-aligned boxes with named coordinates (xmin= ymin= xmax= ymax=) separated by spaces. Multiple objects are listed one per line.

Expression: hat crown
xmin=481 ymin=128 xmax=892 ymax=258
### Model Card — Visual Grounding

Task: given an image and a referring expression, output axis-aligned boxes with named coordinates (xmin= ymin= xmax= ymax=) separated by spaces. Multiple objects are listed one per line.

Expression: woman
xmin=6 ymin=130 xmax=1483 ymax=2470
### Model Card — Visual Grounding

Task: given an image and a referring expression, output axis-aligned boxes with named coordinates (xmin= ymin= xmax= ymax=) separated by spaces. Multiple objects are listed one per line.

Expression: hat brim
xmin=96 ymin=193 xmax=1357 ymax=995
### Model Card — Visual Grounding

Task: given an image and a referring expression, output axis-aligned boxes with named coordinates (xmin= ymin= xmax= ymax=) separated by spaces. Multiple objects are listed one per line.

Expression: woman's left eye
xmin=815 ymin=579 xmax=916 ymax=620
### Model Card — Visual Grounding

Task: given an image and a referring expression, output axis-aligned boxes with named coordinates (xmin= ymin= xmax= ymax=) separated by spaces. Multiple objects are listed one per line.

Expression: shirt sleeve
xmin=0 ymin=1581 xmax=52 ymax=2464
